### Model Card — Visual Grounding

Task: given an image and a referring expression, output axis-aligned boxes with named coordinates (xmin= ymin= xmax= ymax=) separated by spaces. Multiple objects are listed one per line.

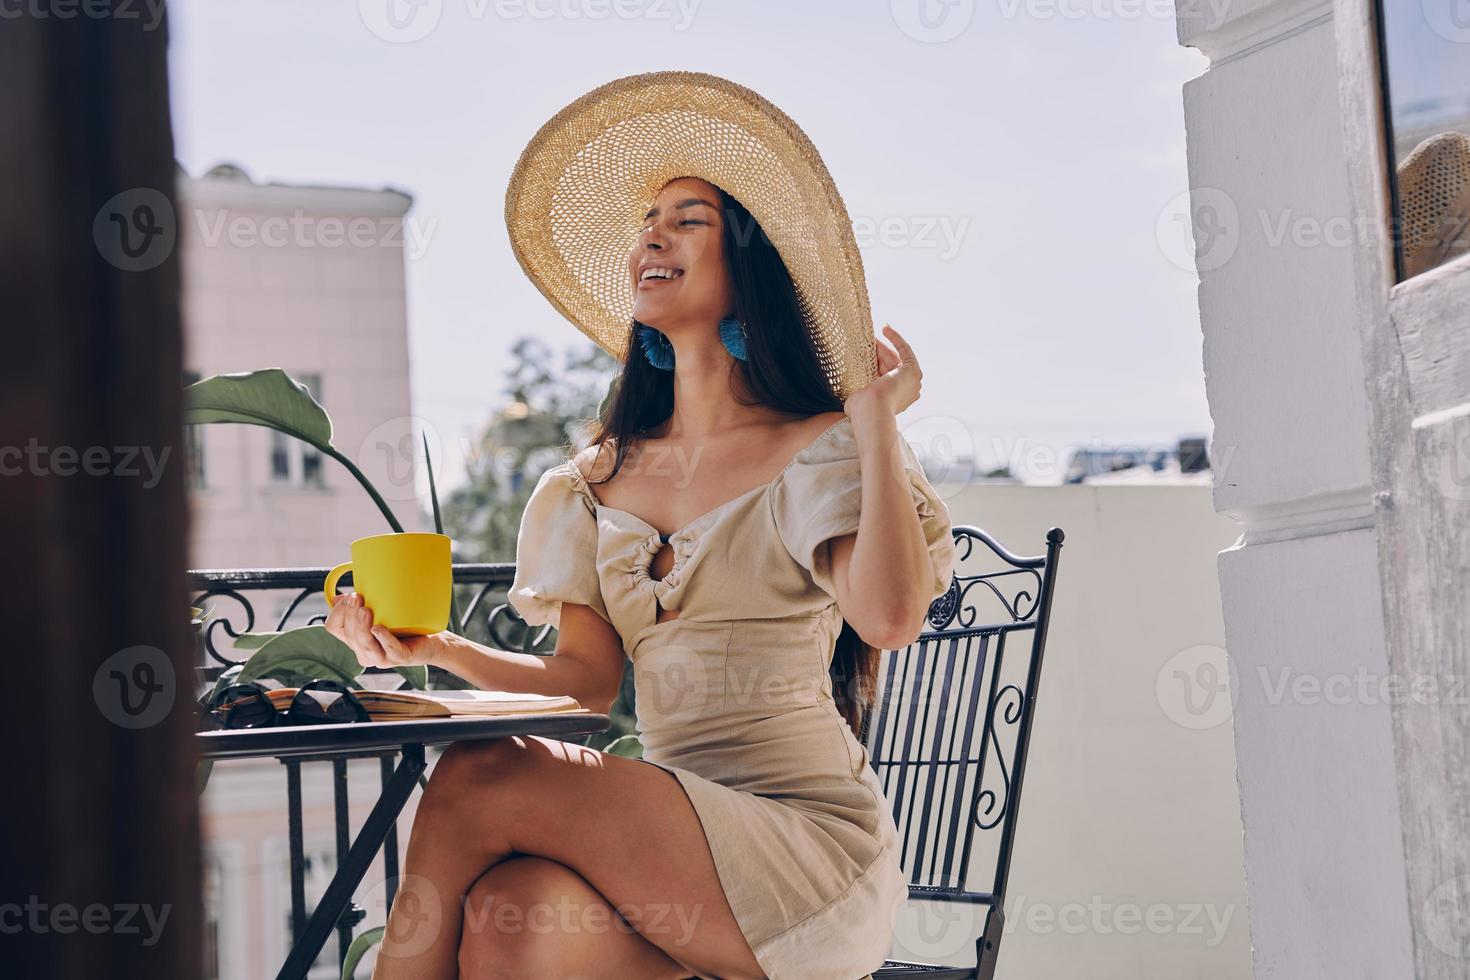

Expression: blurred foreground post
xmin=0 ymin=6 xmax=200 ymax=977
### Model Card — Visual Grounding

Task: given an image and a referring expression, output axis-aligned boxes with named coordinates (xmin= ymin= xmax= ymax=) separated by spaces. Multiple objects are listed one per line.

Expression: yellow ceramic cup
xmin=323 ymin=532 xmax=451 ymax=636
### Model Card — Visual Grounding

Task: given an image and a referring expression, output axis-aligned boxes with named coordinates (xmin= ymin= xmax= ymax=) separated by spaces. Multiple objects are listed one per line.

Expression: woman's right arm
xmin=324 ymin=593 xmax=625 ymax=715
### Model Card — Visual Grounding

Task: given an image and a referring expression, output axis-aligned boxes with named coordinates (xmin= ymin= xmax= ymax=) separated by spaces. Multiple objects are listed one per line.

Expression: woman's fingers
xmin=370 ymin=625 xmax=414 ymax=665
xmin=324 ymin=591 xmax=351 ymax=638
xmin=341 ymin=595 xmax=391 ymax=668
xmin=883 ymin=323 xmax=919 ymax=376
xmin=875 ymin=335 xmax=899 ymax=374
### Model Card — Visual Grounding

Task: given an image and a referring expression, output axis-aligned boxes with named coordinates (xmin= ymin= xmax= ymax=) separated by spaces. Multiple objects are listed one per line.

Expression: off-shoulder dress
xmin=507 ymin=415 xmax=958 ymax=980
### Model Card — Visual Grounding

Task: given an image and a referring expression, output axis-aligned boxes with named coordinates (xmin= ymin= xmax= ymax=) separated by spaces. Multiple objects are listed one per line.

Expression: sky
xmin=167 ymin=0 xmax=1211 ymax=490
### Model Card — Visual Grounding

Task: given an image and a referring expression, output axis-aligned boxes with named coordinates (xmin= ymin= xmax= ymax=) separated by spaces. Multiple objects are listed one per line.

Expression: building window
xmin=270 ymin=373 xmax=326 ymax=489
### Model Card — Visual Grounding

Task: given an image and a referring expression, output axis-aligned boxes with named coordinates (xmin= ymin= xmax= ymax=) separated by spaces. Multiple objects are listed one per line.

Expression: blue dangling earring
xmin=719 ymin=316 xmax=749 ymax=362
xmin=636 ymin=324 xmax=675 ymax=370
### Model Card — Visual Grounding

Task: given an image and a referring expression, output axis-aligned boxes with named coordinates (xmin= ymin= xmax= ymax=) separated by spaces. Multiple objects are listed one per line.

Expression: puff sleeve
xmin=771 ymin=421 xmax=958 ymax=604
xmin=507 ymin=462 xmax=610 ymax=629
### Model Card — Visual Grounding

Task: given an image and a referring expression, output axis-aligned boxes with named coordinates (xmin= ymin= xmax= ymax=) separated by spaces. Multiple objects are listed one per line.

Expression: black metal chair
xmin=867 ymin=525 xmax=1065 ymax=980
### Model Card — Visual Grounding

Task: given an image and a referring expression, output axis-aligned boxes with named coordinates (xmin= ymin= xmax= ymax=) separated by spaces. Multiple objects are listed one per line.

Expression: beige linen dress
xmin=508 ymin=415 xmax=958 ymax=980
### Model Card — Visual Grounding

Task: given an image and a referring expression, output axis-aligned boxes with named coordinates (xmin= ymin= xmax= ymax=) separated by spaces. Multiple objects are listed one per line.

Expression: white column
xmin=1174 ymin=0 xmax=1418 ymax=975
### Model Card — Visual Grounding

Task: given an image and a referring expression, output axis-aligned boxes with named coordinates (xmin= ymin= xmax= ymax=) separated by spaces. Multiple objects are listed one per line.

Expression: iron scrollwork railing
xmin=190 ymin=564 xmax=544 ymax=677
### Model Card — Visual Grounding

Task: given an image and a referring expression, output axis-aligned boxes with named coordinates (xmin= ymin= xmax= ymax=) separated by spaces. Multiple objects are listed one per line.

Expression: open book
xmin=266 ymin=688 xmax=586 ymax=721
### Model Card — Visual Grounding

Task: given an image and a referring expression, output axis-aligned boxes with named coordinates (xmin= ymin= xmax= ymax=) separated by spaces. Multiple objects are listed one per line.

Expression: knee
xmin=417 ymin=738 xmax=523 ymax=822
xmin=457 ymin=856 xmax=590 ymax=978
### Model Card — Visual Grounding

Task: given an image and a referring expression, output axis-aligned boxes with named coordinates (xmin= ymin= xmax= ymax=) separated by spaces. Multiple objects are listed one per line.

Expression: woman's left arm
xmin=828 ymin=324 xmax=937 ymax=650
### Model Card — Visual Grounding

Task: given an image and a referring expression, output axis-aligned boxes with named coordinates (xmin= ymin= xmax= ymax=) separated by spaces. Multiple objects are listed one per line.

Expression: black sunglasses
xmin=198 ymin=678 xmax=371 ymax=731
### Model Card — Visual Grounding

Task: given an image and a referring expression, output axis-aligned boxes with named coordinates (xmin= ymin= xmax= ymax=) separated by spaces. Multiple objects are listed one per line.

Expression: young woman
xmin=326 ymin=73 xmax=957 ymax=980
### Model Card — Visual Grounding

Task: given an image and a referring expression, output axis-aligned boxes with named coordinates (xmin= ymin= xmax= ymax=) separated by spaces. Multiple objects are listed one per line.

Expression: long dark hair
xmin=583 ymin=184 xmax=879 ymax=740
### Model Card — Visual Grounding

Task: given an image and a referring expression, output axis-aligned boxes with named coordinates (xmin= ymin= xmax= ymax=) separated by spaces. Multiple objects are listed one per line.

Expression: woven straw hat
xmin=504 ymin=70 xmax=877 ymax=402
xmin=1397 ymin=131 xmax=1470 ymax=278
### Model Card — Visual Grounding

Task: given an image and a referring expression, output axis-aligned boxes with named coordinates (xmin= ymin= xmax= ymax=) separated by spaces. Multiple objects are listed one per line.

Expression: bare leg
xmin=457 ymin=855 xmax=689 ymax=979
xmin=370 ymin=736 xmax=764 ymax=980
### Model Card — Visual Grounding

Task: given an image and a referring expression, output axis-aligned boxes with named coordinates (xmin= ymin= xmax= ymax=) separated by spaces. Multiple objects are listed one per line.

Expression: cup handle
xmin=323 ymin=562 xmax=353 ymax=608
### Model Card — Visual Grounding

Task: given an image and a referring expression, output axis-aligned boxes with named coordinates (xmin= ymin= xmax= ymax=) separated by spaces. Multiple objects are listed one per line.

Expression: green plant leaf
xmin=234 ymin=631 xmax=282 ymax=650
xmin=206 ymin=663 xmax=244 ymax=704
xmin=184 ymin=368 xmax=333 ymax=447
xmin=394 ymin=665 xmax=428 ymax=690
xmin=424 ymin=432 xmax=444 ymax=535
xmin=237 ymin=626 xmax=363 ymax=688
xmin=183 ymin=368 xmax=404 ymax=532
xmin=423 ymin=433 xmax=466 ymax=637
xmin=340 ymin=925 xmax=385 ymax=980
xmin=601 ymin=733 xmax=644 ymax=759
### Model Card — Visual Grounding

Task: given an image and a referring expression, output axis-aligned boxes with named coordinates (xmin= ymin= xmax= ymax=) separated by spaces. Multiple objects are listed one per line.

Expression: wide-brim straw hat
xmin=1396 ymin=131 xmax=1470 ymax=278
xmin=504 ymin=70 xmax=877 ymax=402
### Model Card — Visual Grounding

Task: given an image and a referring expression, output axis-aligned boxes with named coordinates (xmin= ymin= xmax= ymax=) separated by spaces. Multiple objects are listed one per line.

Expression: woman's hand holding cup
xmin=325 ymin=592 xmax=442 ymax=669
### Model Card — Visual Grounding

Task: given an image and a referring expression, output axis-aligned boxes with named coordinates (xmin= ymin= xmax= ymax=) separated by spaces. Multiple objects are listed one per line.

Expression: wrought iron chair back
xmin=867 ymin=525 xmax=1065 ymax=980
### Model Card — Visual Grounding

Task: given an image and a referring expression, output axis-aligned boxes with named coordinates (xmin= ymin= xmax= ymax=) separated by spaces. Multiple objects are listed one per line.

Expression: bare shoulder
xmin=796 ymin=410 xmax=848 ymax=442
xmin=804 ymin=409 xmax=847 ymax=432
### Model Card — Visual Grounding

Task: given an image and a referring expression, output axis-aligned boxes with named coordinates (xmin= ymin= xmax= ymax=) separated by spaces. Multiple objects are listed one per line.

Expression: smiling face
xmin=627 ymin=176 xmax=736 ymax=335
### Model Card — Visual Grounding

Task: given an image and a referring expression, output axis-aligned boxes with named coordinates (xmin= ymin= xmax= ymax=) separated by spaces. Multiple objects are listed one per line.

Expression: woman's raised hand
xmin=324 ymin=592 xmax=441 ymax=669
xmin=846 ymin=322 xmax=923 ymax=419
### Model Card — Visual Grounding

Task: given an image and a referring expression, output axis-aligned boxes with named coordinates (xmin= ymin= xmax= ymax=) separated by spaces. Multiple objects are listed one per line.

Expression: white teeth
xmin=640 ymin=267 xmax=683 ymax=281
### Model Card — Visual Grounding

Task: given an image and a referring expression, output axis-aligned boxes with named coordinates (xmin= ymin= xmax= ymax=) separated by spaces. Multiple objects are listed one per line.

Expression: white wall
xmin=890 ymin=484 xmax=1250 ymax=979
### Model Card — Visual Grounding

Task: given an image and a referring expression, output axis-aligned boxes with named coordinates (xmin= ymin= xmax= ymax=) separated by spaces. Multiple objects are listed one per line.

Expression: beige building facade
xmin=180 ymin=164 xmax=424 ymax=572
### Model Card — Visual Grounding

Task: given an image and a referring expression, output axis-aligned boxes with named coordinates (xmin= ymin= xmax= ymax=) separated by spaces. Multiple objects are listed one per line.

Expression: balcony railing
xmin=191 ymin=563 xmax=544 ymax=683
